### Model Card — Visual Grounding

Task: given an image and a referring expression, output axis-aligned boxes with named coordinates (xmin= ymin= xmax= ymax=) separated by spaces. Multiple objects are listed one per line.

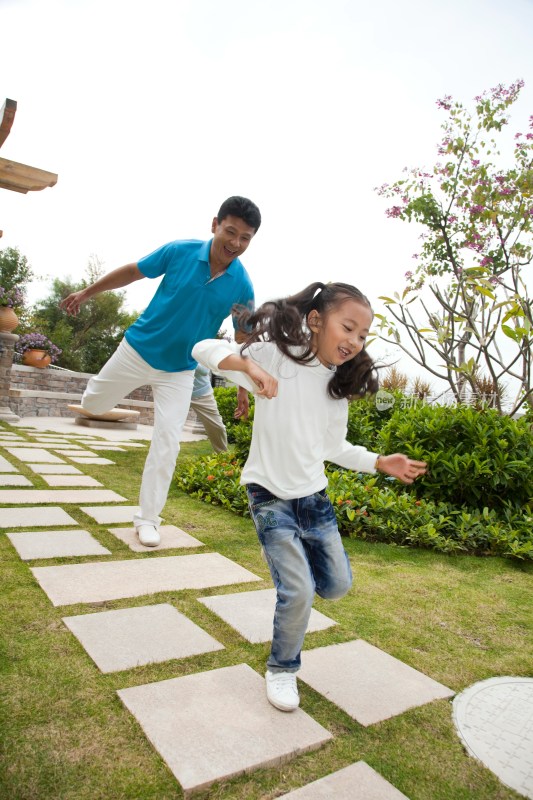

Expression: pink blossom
xmin=386 ymin=206 xmax=403 ymax=218
xmin=470 ymin=205 xmax=485 ymax=215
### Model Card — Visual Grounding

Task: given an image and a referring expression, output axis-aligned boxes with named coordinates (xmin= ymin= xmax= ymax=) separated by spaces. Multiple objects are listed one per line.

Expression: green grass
xmin=0 ymin=425 xmax=532 ymax=799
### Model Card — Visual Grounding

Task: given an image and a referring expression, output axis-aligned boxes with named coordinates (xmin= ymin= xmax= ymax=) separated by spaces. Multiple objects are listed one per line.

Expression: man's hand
xmin=376 ymin=454 xmax=427 ymax=484
xmin=60 ymin=289 xmax=88 ymax=316
xmin=234 ymin=386 xmax=250 ymax=419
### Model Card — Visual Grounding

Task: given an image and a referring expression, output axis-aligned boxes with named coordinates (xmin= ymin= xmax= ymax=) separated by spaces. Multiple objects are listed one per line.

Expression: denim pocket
xmin=246 ymin=483 xmax=277 ymax=509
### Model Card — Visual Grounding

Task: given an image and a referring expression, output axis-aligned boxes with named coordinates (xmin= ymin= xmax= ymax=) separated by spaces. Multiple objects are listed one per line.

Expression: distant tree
xmin=28 ymin=257 xmax=138 ymax=373
xmin=376 ymin=79 xmax=533 ymax=416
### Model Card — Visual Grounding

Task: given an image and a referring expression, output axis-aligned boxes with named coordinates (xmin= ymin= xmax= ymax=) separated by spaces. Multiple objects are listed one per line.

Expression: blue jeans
xmin=247 ymin=484 xmax=353 ymax=673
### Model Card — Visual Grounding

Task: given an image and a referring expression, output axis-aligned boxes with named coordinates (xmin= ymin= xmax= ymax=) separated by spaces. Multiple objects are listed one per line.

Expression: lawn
xmin=0 ymin=432 xmax=531 ymax=799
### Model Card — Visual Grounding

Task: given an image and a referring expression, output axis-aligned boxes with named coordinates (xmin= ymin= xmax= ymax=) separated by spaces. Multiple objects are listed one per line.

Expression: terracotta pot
xmin=22 ymin=349 xmax=52 ymax=368
xmin=0 ymin=306 xmax=19 ymax=333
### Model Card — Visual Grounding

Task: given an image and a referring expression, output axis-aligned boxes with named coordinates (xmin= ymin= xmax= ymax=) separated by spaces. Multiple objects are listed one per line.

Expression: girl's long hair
xmin=234 ymin=281 xmax=379 ymax=399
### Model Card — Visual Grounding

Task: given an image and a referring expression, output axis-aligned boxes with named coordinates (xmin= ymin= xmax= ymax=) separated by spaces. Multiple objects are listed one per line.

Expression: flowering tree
xmin=375 ymin=80 xmax=533 ymax=415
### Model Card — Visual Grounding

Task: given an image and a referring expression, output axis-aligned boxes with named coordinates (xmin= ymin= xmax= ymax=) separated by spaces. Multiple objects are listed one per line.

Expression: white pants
xmin=82 ymin=339 xmax=194 ymax=528
xmin=190 ymin=391 xmax=228 ymax=453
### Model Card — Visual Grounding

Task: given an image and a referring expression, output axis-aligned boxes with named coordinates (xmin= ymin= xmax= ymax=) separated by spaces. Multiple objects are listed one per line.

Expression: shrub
xmin=213 ymin=386 xmax=255 ymax=444
xmin=377 ymin=403 xmax=533 ymax=510
xmin=175 ymin=453 xmax=533 ymax=560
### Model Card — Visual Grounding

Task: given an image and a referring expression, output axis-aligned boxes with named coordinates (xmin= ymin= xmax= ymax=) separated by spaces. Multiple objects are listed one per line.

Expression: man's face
xmin=210 ymin=215 xmax=256 ymax=268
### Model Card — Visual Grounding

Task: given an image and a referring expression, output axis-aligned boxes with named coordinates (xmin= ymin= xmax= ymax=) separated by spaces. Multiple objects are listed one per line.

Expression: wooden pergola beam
xmin=0 ymin=99 xmax=16 ymax=149
xmin=0 ymin=157 xmax=58 ymax=193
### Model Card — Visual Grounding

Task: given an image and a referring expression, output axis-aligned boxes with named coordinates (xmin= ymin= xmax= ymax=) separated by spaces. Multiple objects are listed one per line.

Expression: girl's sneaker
xmin=265 ymin=670 xmax=299 ymax=711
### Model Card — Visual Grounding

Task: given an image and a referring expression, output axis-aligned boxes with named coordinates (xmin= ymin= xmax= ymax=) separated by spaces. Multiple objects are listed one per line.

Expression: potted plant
xmin=0 ymin=286 xmax=23 ymax=332
xmin=14 ymin=332 xmax=62 ymax=368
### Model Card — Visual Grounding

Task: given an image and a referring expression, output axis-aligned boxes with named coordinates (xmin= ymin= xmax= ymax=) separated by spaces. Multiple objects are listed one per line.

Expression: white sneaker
xmin=136 ymin=524 xmax=160 ymax=547
xmin=265 ymin=670 xmax=299 ymax=712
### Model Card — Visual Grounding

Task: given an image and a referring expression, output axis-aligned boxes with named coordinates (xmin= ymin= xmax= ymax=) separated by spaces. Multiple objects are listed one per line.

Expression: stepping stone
xmin=70 ymin=457 xmax=115 ymax=465
xmin=63 ymin=603 xmax=224 ymax=673
xmin=5 ymin=442 xmax=70 ymax=449
xmin=117 ymin=663 xmax=332 ymax=795
xmin=0 ymin=507 xmax=79 ymax=529
xmin=0 ymin=474 xmax=33 ymax=486
xmin=298 ymin=640 xmax=454 ymax=726
xmin=28 ymin=464 xmax=83 ymax=475
xmin=83 ymin=445 xmax=126 ymax=452
xmin=453 ymin=676 xmax=533 ymax=800
xmin=278 ymin=761 xmax=410 ymax=799
xmin=54 ymin=449 xmax=96 ymax=457
xmin=108 ymin=525 xmax=204 ymax=552
xmin=31 ymin=553 xmax=262 ymax=606
xmin=0 ymin=489 xmax=126 ymax=504
xmin=199 ymin=588 xmax=337 ymax=643
xmin=41 ymin=475 xmax=103 ymax=487
xmin=80 ymin=506 xmax=144 ymax=524
xmin=6 ymin=448 xmax=65 ymax=463
xmin=7 ymin=530 xmax=111 ymax=560
xmin=0 ymin=454 xmax=19 ymax=472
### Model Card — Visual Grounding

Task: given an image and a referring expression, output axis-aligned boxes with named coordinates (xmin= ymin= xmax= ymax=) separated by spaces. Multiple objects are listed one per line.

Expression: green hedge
xmin=178 ymin=396 xmax=533 ymax=560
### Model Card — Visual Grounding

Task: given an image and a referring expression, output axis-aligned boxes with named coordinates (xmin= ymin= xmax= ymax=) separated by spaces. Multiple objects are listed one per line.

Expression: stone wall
xmin=8 ymin=364 xmax=155 ymax=424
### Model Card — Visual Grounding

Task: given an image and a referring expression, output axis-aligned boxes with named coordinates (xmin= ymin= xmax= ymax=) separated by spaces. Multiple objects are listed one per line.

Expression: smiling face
xmin=210 ymin=214 xmax=256 ymax=271
xmin=308 ymin=297 xmax=373 ymax=368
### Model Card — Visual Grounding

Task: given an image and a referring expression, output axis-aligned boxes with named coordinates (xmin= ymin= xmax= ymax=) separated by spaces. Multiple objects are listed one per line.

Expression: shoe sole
xmin=266 ymin=693 xmax=299 ymax=712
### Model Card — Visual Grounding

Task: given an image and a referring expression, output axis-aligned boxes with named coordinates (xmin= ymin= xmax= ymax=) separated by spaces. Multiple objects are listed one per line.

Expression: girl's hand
xmin=245 ymin=362 xmax=278 ymax=399
xmin=376 ymin=454 xmax=427 ymax=484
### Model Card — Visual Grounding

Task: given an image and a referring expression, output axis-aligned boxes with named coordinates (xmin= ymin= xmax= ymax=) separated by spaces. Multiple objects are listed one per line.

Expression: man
xmin=60 ymin=196 xmax=260 ymax=547
xmin=190 ymin=364 xmax=228 ymax=453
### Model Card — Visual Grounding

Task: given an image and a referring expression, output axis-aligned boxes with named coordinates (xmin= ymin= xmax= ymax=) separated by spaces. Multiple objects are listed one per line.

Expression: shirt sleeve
xmin=323 ymin=401 xmax=379 ymax=474
xmin=192 ymin=340 xmax=259 ymax=394
xmin=137 ymin=241 xmax=178 ymax=278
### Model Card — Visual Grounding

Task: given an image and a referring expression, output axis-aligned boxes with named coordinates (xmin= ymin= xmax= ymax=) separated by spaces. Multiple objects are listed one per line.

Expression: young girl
xmin=192 ymin=281 xmax=426 ymax=712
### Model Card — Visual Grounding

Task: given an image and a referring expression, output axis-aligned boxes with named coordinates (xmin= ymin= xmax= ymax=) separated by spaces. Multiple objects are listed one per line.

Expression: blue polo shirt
xmin=124 ymin=239 xmax=254 ymax=371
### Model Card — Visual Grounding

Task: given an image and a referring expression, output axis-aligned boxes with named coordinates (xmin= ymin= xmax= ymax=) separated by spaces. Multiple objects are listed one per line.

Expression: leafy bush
xmin=377 ymin=403 xmax=533 ymax=510
xmin=213 ymin=386 xmax=255 ymax=444
xmin=346 ymin=391 xmax=409 ymax=450
xmin=175 ymin=453 xmax=533 ymax=560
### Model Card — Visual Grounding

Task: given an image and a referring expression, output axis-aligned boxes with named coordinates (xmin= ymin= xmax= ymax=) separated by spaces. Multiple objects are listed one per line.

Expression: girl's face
xmin=309 ymin=297 xmax=372 ymax=368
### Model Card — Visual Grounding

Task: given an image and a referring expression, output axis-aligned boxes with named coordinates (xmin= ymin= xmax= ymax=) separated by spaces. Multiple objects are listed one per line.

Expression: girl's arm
xmin=192 ymin=340 xmax=278 ymax=399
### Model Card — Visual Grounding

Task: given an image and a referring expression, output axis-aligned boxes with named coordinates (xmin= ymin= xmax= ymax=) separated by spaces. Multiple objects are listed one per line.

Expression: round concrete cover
xmin=452 ymin=676 xmax=533 ymax=799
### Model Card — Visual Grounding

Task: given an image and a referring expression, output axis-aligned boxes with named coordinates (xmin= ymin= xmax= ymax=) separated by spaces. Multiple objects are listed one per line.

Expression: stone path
xmin=5 ymin=419 xmax=521 ymax=798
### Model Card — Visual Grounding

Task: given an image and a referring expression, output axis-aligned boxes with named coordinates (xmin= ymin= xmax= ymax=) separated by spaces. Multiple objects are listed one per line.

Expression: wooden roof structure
xmin=0 ymin=99 xmax=58 ymax=196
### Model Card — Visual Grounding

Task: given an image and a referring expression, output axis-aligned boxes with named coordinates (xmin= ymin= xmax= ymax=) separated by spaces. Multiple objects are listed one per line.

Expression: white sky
xmin=1 ymin=0 xmax=532 ymax=382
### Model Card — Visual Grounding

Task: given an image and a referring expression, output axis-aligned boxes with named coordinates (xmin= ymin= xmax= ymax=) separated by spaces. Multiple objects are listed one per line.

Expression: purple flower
xmin=15 ymin=332 xmax=62 ymax=364
xmin=0 ymin=286 xmax=23 ymax=309
xmin=386 ymin=206 xmax=403 ymax=218
xmin=470 ymin=205 xmax=485 ymax=215
xmin=480 ymin=256 xmax=494 ymax=267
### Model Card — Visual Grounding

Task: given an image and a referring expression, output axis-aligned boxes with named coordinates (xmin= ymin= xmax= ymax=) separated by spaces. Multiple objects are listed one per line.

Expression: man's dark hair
xmin=217 ymin=196 xmax=261 ymax=232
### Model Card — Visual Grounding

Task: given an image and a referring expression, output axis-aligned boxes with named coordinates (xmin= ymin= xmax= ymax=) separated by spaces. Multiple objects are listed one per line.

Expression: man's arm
xmin=60 ymin=263 xmax=145 ymax=316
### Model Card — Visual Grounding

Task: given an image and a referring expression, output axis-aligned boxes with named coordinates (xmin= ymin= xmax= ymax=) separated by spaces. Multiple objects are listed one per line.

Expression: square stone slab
xmin=54 ymin=449 xmax=96 ymax=457
xmin=31 ymin=553 xmax=262 ymax=606
xmin=108 ymin=525 xmax=204 ymax=552
xmin=6 ymin=448 xmax=65 ymax=463
xmin=0 ymin=474 xmax=33 ymax=486
xmin=117 ymin=663 xmax=333 ymax=795
xmin=7 ymin=530 xmax=111 ymax=560
xmin=0 ymin=489 xmax=126 ymax=504
xmin=199 ymin=588 xmax=337 ymax=643
xmin=70 ymin=457 xmax=115 ymax=465
xmin=0 ymin=507 xmax=79 ymax=529
xmin=5 ymin=442 xmax=69 ymax=449
xmin=0 ymin=454 xmax=19 ymax=472
xmin=28 ymin=464 xmax=83 ymax=475
xmin=84 ymin=445 xmax=126 ymax=452
xmin=298 ymin=640 xmax=454 ymax=727
xmin=80 ymin=505 xmax=143 ymax=524
xmin=278 ymin=761 xmax=410 ymax=799
xmin=41 ymin=475 xmax=103 ymax=487
xmin=63 ymin=603 xmax=224 ymax=673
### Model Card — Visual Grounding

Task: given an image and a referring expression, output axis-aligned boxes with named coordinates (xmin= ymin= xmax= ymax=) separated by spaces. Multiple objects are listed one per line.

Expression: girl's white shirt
xmin=192 ymin=339 xmax=379 ymax=500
